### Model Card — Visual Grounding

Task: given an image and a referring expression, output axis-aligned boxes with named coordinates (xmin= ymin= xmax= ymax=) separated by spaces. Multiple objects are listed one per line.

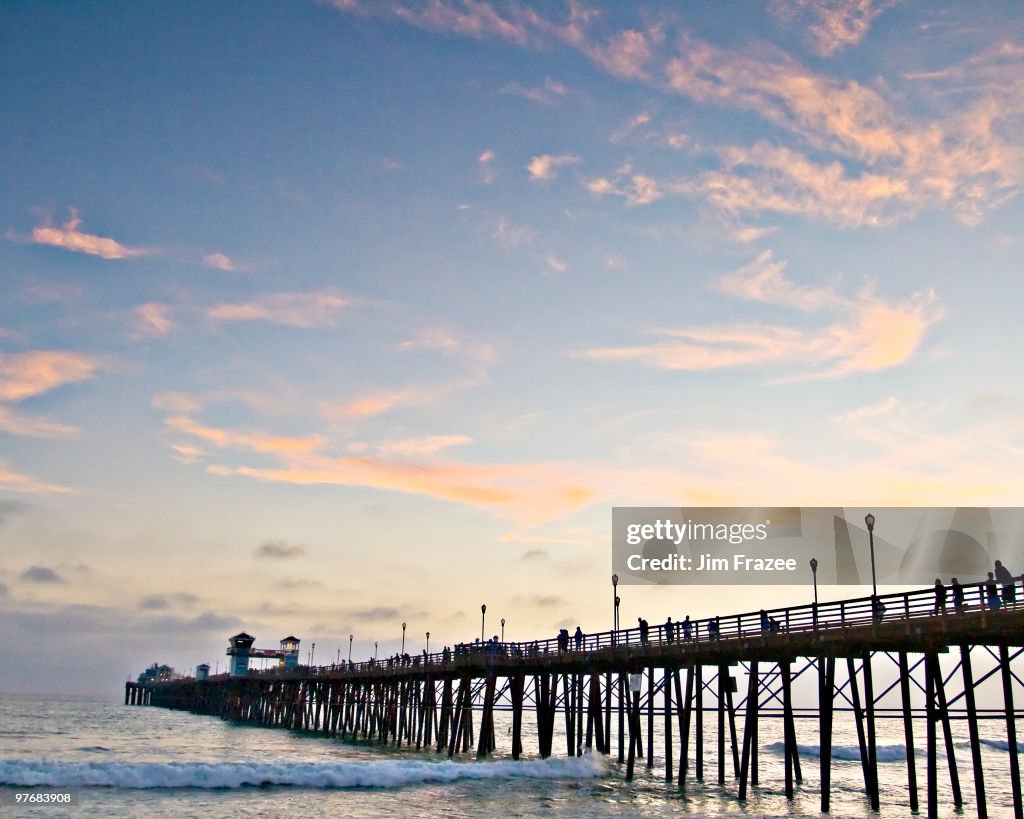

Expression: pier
xmin=127 ymin=581 xmax=1024 ymax=817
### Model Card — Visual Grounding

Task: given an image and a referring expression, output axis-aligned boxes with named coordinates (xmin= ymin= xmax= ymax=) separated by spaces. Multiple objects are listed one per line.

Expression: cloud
xmin=732 ymin=225 xmax=778 ymax=243
xmin=208 ymin=292 xmax=348 ymax=327
xmin=586 ymin=27 xmax=661 ymax=80
xmin=545 ymin=254 xmax=568 ymax=273
xmin=21 ymin=209 xmax=150 ymax=260
xmin=478 ymin=149 xmax=495 ymax=163
xmin=130 ymin=303 xmax=175 ymax=338
xmin=520 ymin=548 xmax=550 ymax=561
xmin=19 ymin=565 xmax=64 ymax=583
xmin=576 ymin=250 xmax=942 ymax=380
xmin=500 ymin=77 xmax=568 ymax=106
xmin=526 ymin=153 xmax=580 ymax=180
xmin=0 ymin=500 xmax=28 ymax=525
xmin=375 ymin=434 xmax=472 ymax=457
xmin=586 ymin=168 xmax=662 ymax=206
xmin=337 ymin=2 xmax=1019 ymax=227
xmin=350 ymin=606 xmax=402 ymax=621
xmin=395 ymin=326 xmax=496 ymax=369
xmin=325 ymin=383 xmax=452 ymax=420
xmin=0 ymin=461 xmax=74 ymax=494
xmin=151 ymin=391 xmax=205 ymax=414
xmin=202 ymin=252 xmax=236 ymax=272
xmin=492 ymin=215 xmax=535 ymax=247
xmin=0 ymin=349 xmax=94 ymax=452
xmin=0 ymin=406 xmax=78 ymax=439
xmin=138 ymin=592 xmax=201 ymax=611
xmin=500 ymin=533 xmax=592 ymax=547
xmin=771 ymin=0 xmax=897 ymax=56
xmin=254 ymin=540 xmax=306 ymax=559
xmin=0 ymin=350 xmax=98 ymax=402
xmin=159 ymin=398 xmax=596 ymax=523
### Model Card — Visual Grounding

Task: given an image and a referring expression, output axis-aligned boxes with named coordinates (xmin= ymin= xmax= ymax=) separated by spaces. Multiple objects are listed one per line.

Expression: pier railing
xmin=272 ymin=576 xmax=1019 ymax=676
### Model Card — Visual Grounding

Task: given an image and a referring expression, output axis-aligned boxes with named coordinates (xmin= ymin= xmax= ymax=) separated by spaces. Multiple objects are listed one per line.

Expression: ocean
xmin=1 ymin=692 xmax=1020 ymax=817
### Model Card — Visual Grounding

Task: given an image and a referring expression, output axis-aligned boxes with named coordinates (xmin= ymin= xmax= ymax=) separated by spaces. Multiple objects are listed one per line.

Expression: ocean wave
xmin=978 ymin=738 xmax=1024 ymax=753
xmin=0 ymin=755 xmax=607 ymax=790
xmin=765 ymin=742 xmax=907 ymax=762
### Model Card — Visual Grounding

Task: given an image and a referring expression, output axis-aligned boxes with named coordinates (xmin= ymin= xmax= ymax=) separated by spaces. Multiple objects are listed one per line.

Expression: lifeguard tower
xmin=279 ymin=636 xmax=300 ymax=669
xmin=195 ymin=663 xmax=210 ymax=682
xmin=227 ymin=632 xmax=256 ymax=677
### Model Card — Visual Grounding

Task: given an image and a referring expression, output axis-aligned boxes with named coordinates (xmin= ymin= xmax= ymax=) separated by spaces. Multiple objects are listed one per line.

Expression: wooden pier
xmin=127 ymin=583 xmax=1024 ymax=817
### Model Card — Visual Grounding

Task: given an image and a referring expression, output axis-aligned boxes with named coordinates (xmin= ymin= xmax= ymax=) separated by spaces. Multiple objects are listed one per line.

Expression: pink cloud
xmin=24 ymin=210 xmax=150 ymax=260
xmin=208 ymin=292 xmax=348 ymax=327
xmin=576 ymin=251 xmax=942 ymax=380
xmin=0 ymin=350 xmax=99 ymax=402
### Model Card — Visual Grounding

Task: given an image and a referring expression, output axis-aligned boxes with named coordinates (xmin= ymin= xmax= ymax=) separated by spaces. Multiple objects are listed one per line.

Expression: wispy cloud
xmin=395 ymin=326 xmax=496 ymax=369
xmin=499 ymin=532 xmax=593 ymax=547
xmin=0 ymin=406 xmax=78 ymax=439
xmin=0 ymin=461 xmax=74 ymax=494
xmin=202 ymin=252 xmax=236 ymax=272
xmin=492 ymin=215 xmax=535 ymax=247
xmin=526 ymin=153 xmax=580 ymax=181
xmin=0 ymin=350 xmax=98 ymax=403
xmin=18 ymin=209 xmax=150 ymax=260
xmin=130 ymin=303 xmax=175 ymax=338
xmin=19 ymin=565 xmax=65 ymax=583
xmin=501 ymin=77 xmax=568 ymax=106
xmin=254 ymin=540 xmax=306 ymax=559
xmin=576 ymin=250 xmax=942 ymax=380
xmin=329 ymin=2 xmax=1023 ymax=228
xmin=375 ymin=434 xmax=472 ymax=457
xmin=586 ymin=166 xmax=662 ymax=206
xmin=544 ymin=254 xmax=568 ymax=274
xmin=771 ymin=0 xmax=898 ymax=56
xmin=208 ymin=292 xmax=349 ymax=327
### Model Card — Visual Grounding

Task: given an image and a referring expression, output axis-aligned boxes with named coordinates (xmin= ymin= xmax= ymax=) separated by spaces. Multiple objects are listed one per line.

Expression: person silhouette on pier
xmin=995 ymin=560 xmax=1016 ymax=605
xmin=951 ymin=577 xmax=966 ymax=612
xmin=638 ymin=617 xmax=650 ymax=645
xmin=574 ymin=626 xmax=584 ymax=651
xmin=933 ymin=578 xmax=947 ymax=614
xmin=664 ymin=617 xmax=674 ymax=643
xmin=707 ymin=616 xmax=720 ymax=639
xmin=681 ymin=615 xmax=692 ymax=641
xmin=986 ymin=571 xmax=1001 ymax=610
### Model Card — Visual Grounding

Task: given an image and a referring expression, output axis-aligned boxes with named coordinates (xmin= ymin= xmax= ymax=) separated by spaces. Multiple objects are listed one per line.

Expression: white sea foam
xmin=0 ymin=754 xmax=607 ymax=790
xmin=765 ymin=742 xmax=908 ymax=762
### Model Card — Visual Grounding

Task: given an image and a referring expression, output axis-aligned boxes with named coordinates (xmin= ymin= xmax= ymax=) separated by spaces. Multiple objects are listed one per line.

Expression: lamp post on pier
xmin=865 ymin=512 xmax=878 ymax=600
xmin=810 ymin=558 xmax=819 ymax=629
xmin=481 ymin=604 xmax=487 ymax=642
xmin=336 ymin=647 xmax=340 ymax=665
xmin=612 ymin=573 xmax=619 ymax=645
xmin=426 ymin=632 xmax=430 ymax=654
xmin=348 ymin=634 xmax=353 ymax=664
xmin=401 ymin=622 xmax=407 ymax=654
xmin=311 ymin=642 xmax=316 ymax=667
xmin=501 ymin=618 xmax=505 ymax=642
xmin=374 ymin=641 xmax=378 ymax=660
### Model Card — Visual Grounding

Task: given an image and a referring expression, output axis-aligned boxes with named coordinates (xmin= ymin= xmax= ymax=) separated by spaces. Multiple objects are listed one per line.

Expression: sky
xmin=2 ymin=0 xmax=1024 ymax=697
